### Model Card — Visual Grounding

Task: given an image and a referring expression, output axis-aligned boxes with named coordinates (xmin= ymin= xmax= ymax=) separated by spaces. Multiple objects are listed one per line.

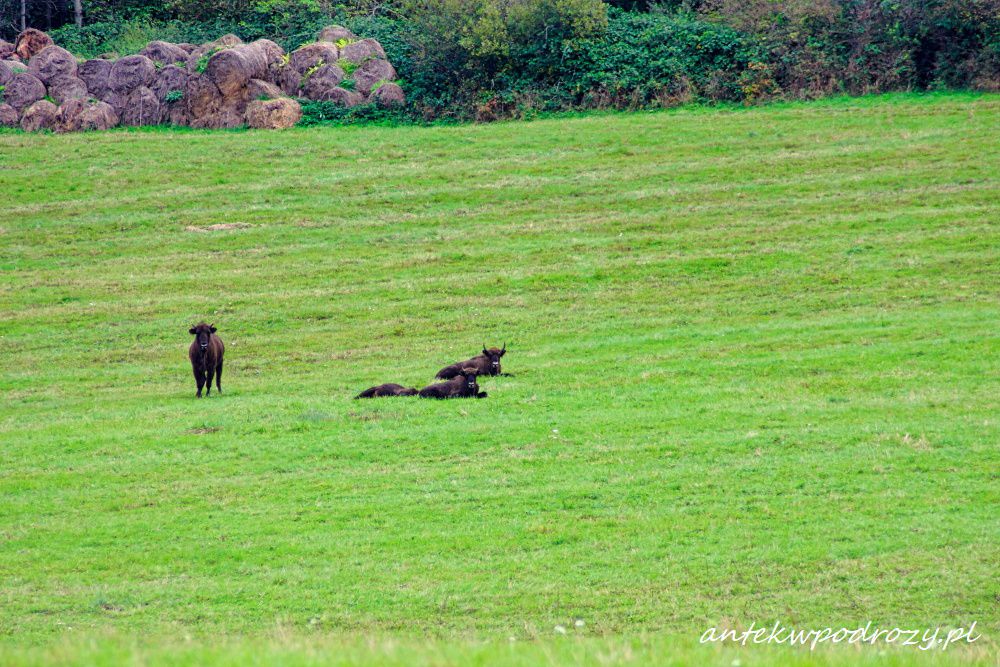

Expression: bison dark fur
xmin=419 ymin=368 xmax=487 ymax=399
xmin=355 ymin=383 xmax=418 ymax=399
xmin=188 ymin=322 xmax=224 ymax=398
xmin=436 ymin=342 xmax=507 ymax=379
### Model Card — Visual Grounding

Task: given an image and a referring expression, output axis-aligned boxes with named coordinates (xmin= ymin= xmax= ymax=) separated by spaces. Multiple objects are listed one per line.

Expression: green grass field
xmin=1 ymin=92 xmax=998 ymax=666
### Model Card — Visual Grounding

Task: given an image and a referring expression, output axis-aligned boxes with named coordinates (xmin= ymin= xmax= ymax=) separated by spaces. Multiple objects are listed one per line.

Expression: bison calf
xmin=419 ymin=369 xmax=487 ymax=399
xmin=188 ymin=322 xmax=224 ymax=398
xmin=436 ymin=342 xmax=507 ymax=379
xmin=355 ymin=383 xmax=419 ymax=399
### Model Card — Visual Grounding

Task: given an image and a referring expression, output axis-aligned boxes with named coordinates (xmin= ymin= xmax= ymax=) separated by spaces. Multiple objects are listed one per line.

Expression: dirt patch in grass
xmin=348 ymin=410 xmax=402 ymax=422
xmin=186 ymin=426 xmax=221 ymax=434
xmin=185 ymin=223 xmax=254 ymax=232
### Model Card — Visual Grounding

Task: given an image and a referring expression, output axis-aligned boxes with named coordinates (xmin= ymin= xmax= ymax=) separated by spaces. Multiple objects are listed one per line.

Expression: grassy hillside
xmin=0 ymin=93 xmax=998 ymax=665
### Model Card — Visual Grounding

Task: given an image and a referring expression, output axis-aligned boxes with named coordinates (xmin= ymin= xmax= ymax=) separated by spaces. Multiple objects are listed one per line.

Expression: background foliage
xmin=2 ymin=0 xmax=998 ymax=121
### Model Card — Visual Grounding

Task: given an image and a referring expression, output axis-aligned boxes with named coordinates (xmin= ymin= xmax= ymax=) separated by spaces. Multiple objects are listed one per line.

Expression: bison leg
xmin=476 ymin=391 xmax=488 ymax=398
xmin=194 ymin=367 xmax=205 ymax=398
xmin=205 ymin=367 xmax=215 ymax=396
xmin=215 ymin=360 xmax=223 ymax=393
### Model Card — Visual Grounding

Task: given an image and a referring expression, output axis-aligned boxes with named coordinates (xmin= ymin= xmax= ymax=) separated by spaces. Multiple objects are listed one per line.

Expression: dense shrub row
xmin=3 ymin=0 xmax=996 ymax=123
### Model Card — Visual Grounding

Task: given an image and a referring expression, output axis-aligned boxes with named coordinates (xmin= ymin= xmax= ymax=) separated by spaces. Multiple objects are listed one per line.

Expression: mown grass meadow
xmin=0 ymin=92 xmax=998 ymax=665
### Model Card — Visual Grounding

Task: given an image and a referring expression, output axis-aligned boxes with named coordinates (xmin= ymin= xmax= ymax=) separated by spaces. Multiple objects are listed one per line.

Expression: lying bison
xmin=436 ymin=343 xmax=507 ymax=379
xmin=419 ymin=369 xmax=487 ymax=399
xmin=355 ymin=383 xmax=418 ymax=399
xmin=188 ymin=322 xmax=224 ymax=398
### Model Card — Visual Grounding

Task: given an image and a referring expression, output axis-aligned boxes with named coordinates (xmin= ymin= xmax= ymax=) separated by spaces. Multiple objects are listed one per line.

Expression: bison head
xmin=189 ymin=322 xmax=216 ymax=353
xmin=481 ymin=342 xmax=506 ymax=375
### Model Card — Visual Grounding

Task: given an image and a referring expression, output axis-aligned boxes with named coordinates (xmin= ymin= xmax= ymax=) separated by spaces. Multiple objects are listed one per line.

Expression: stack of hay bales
xmin=0 ymin=25 xmax=404 ymax=132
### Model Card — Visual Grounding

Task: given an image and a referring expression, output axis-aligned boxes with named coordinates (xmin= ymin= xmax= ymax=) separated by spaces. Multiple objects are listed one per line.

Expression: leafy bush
xmin=298 ymin=99 xmax=422 ymax=125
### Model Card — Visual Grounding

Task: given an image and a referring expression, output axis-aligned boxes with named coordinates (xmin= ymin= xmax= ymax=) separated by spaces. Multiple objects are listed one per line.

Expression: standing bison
xmin=188 ymin=323 xmax=224 ymax=398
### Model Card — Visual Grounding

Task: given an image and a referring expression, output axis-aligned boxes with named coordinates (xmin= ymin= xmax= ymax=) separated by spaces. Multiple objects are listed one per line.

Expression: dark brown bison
xmin=355 ymin=383 xmax=418 ymax=399
xmin=188 ymin=322 xmax=224 ymax=398
xmin=419 ymin=369 xmax=487 ymax=399
xmin=436 ymin=343 xmax=507 ymax=379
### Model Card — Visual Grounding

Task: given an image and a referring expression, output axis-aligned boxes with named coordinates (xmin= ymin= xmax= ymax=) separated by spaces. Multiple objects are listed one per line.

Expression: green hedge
xmin=43 ymin=1 xmax=999 ymax=125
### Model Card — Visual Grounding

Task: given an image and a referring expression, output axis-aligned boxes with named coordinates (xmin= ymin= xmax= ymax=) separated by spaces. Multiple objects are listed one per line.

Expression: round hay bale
xmin=371 ymin=81 xmax=405 ymax=107
xmin=317 ymin=25 xmax=356 ymax=43
xmin=99 ymin=90 xmax=124 ymax=115
xmin=289 ymin=42 xmax=339 ymax=75
xmin=205 ymin=44 xmax=267 ymax=97
xmin=109 ymin=54 xmax=155 ymax=94
xmin=270 ymin=63 xmax=300 ymax=96
xmin=0 ymin=40 xmax=15 ymax=60
xmin=190 ymin=106 xmax=244 ymax=129
xmin=299 ymin=63 xmax=345 ymax=100
xmin=0 ymin=103 xmax=18 ymax=127
xmin=239 ymin=43 xmax=269 ymax=77
xmin=353 ymin=58 xmax=396 ymax=95
xmin=151 ymin=64 xmax=188 ymax=102
xmin=314 ymin=86 xmax=362 ymax=107
xmin=184 ymin=73 xmax=224 ymax=118
xmin=185 ymin=34 xmax=243 ymax=71
xmin=247 ymin=78 xmax=283 ymax=101
xmin=0 ymin=59 xmax=27 ymax=85
xmin=20 ymin=99 xmax=58 ymax=131
xmin=121 ymin=86 xmax=160 ymax=126
xmin=140 ymin=41 xmax=189 ymax=66
xmin=167 ymin=102 xmax=192 ymax=126
xmin=78 ymin=58 xmax=113 ymax=96
xmin=4 ymin=72 xmax=45 ymax=111
xmin=58 ymin=98 xmax=119 ymax=131
xmin=177 ymin=43 xmax=197 ymax=54
xmin=14 ymin=28 xmax=53 ymax=61
xmin=250 ymin=39 xmax=284 ymax=67
xmin=246 ymin=97 xmax=301 ymax=129
xmin=216 ymin=34 xmax=244 ymax=48
xmin=47 ymin=74 xmax=88 ymax=104
xmin=339 ymin=38 xmax=386 ymax=64
xmin=28 ymin=45 xmax=77 ymax=83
